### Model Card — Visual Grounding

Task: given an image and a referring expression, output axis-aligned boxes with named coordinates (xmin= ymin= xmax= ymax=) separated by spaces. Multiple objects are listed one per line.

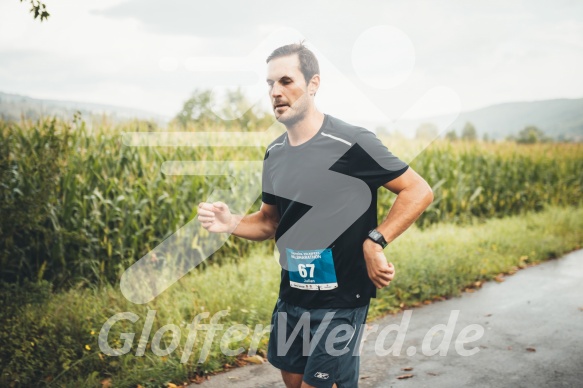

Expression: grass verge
xmin=1 ymin=205 xmax=581 ymax=387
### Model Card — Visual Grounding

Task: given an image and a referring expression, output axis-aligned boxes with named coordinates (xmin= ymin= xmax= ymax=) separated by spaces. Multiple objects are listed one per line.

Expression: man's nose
xmin=271 ymin=82 xmax=283 ymax=98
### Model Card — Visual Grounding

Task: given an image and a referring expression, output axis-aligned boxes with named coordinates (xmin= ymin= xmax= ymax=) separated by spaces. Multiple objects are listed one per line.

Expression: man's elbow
xmin=419 ymin=180 xmax=434 ymax=209
xmin=425 ymin=186 xmax=434 ymax=208
xmin=269 ymin=220 xmax=279 ymax=239
xmin=264 ymin=218 xmax=279 ymax=241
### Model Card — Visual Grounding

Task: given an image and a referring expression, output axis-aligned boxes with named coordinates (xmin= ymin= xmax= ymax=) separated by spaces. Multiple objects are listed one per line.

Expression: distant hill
xmin=393 ymin=97 xmax=583 ymax=141
xmin=2 ymin=91 xmax=582 ymax=141
xmin=0 ymin=91 xmax=170 ymax=126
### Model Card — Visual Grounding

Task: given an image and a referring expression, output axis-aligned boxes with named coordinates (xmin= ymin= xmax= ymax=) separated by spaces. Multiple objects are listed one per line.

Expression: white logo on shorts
xmin=314 ymin=372 xmax=330 ymax=379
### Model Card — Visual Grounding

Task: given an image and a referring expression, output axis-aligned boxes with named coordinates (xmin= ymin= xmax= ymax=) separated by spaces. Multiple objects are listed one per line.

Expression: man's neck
xmin=285 ymin=109 xmax=325 ymax=146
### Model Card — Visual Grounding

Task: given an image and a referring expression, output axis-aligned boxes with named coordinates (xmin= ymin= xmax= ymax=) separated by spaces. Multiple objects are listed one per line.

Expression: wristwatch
xmin=367 ymin=229 xmax=388 ymax=248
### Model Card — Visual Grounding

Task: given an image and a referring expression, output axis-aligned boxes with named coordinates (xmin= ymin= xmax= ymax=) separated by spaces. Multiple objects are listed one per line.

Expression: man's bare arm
xmin=197 ymin=201 xmax=279 ymax=242
xmin=363 ymin=167 xmax=433 ymax=289
xmin=378 ymin=167 xmax=434 ymax=243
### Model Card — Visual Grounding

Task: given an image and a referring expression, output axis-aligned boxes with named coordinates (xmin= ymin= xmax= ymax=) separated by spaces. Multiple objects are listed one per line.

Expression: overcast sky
xmin=1 ymin=0 xmax=582 ymax=124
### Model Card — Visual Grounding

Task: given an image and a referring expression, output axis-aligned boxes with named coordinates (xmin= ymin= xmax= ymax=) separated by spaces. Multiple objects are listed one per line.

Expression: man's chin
xmin=275 ymin=111 xmax=290 ymax=123
xmin=274 ymin=108 xmax=301 ymax=126
xmin=276 ymin=115 xmax=295 ymax=125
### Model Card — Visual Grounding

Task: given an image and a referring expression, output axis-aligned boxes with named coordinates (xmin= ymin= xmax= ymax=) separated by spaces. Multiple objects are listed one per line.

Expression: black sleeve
xmin=350 ymin=130 xmax=409 ymax=188
xmin=261 ymin=149 xmax=277 ymax=205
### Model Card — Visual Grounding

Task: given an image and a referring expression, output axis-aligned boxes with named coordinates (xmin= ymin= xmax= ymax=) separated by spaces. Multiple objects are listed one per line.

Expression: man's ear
xmin=308 ymin=74 xmax=320 ymax=96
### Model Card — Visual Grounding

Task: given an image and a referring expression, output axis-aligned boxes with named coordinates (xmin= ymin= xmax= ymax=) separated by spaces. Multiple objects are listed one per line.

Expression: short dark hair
xmin=266 ymin=41 xmax=320 ymax=84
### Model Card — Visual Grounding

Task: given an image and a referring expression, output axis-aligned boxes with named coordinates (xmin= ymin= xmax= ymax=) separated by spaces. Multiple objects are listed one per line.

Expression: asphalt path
xmin=195 ymin=249 xmax=583 ymax=387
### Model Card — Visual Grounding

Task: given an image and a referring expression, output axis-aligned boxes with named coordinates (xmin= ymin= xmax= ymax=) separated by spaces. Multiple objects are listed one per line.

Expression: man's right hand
xmin=197 ymin=201 xmax=234 ymax=233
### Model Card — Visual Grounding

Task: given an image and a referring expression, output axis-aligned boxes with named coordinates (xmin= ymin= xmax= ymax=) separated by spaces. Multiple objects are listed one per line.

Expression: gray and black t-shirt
xmin=262 ymin=114 xmax=408 ymax=309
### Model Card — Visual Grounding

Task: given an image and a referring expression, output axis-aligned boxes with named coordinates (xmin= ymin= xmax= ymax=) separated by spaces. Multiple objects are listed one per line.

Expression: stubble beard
xmin=275 ymin=95 xmax=309 ymax=127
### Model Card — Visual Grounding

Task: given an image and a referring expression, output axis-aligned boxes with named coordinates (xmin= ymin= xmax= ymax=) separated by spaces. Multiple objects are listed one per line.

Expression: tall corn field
xmin=1 ymin=117 xmax=581 ymax=288
xmin=382 ymin=139 xmax=583 ymax=226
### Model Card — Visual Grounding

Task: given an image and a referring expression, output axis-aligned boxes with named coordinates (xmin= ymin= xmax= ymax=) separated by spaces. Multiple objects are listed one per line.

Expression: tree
xmin=445 ymin=129 xmax=458 ymax=141
xmin=516 ymin=125 xmax=548 ymax=144
xmin=415 ymin=123 xmax=439 ymax=140
xmin=461 ymin=122 xmax=477 ymax=141
xmin=218 ymin=88 xmax=272 ymax=131
xmin=482 ymin=132 xmax=490 ymax=142
xmin=20 ymin=0 xmax=50 ymax=22
xmin=173 ymin=88 xmax=272 ymax=131
xmin=174 ymin=89 xmax=216 ymax=129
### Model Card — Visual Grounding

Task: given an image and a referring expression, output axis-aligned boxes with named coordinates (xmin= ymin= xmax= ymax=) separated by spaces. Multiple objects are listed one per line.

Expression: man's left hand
xmin=363 ymin=239 xmax=395 ymax=289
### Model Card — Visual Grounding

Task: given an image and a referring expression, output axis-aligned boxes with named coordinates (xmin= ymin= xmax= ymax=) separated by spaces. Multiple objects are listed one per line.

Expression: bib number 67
xmin=298 ymin=263 xmax=315 ymax=278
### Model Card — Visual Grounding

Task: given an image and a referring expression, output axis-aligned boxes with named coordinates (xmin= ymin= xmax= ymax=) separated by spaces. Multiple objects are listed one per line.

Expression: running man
xmin=198 ymin=42 xmax=433 ymax=388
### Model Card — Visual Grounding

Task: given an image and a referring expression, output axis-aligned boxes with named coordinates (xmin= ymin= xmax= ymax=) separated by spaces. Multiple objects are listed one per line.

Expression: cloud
xmin=1 ymin=0 xmax=582 ymax=120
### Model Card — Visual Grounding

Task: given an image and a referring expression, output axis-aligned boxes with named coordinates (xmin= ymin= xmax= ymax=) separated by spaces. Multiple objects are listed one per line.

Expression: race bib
xmin=286 ymin=248 xmax=338 ymax=291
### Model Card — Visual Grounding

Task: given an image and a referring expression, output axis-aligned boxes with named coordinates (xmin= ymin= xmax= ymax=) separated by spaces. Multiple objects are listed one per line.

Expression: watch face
xmin=368 ymin=230 xmax=387 ymax=247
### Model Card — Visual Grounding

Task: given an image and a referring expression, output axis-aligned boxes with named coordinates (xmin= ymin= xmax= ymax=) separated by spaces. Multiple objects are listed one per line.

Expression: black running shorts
xmin=267 ymin=298 xmax=369 ymax=387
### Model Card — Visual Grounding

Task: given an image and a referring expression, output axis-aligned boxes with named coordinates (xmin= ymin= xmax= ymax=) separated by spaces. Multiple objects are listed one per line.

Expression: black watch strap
xmin=367 ymin=229 xmax=388 ymax=248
